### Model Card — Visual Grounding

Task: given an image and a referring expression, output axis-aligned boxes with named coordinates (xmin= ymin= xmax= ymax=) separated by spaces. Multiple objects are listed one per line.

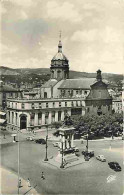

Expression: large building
xmin=6 ymin=97 xmax=85 ymax=131
xmin=6 ymin=37 xmax=112 ymax=131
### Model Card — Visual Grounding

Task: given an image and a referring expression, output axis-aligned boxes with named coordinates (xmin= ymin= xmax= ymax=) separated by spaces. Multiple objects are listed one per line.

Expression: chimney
xmin=96 ymin=69 xmax=102 ymax=81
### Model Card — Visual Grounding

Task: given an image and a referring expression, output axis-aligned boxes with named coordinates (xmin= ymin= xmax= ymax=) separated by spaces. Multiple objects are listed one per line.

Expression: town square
xmin=0 ymin=0 xmax=123 ymax=195
xmin=0 ymin=128 xmax=123 ymax=195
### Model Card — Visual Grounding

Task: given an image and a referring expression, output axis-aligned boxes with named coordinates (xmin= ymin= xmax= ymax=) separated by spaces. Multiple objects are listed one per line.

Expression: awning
xmin=0 ymin=112 xmax=6 ymax=116
xmin=0 ymin=119 xmax=6 ymax=124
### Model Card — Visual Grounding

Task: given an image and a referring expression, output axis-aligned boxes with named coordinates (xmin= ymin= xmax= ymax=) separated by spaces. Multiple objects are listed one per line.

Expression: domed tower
xmin=50 ymin=33 xmax=69 ymax=81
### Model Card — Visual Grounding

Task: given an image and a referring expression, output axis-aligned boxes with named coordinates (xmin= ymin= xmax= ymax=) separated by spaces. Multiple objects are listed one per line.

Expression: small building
xmin=112 ymin=96 xmax=122 ymax=113
xmin=0 ymin=80 xmax=22 ymax=110
xmin=85 ymin=70 xmax=112 ymax=115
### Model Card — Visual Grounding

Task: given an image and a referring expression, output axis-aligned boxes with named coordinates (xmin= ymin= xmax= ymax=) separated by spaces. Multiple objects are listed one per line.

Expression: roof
xmin=41 ymin=79 xmax=58 ymax=88
xmin=52 ymin=52 xmax=68 ymax=61
xmin=86 ymin=82 xmax=112 ymax=100
xmin=58 ymin=78 xmax=96 ymax=89
xmin=0 ymin=85 xmax=20 ymax=92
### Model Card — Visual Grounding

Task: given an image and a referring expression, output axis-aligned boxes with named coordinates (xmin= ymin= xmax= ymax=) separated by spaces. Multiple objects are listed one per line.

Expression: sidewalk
xmin=0 ymin=166 xmax=41 ymax=195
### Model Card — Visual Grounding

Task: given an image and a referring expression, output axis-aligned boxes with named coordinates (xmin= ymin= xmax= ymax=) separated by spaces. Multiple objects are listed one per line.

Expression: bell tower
xmin=50 ymin=32 xmax=69 ymax=81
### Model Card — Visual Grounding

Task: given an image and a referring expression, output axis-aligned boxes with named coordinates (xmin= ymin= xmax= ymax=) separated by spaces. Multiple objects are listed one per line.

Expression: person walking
xmin=27 ymin=178 xmax=31 ymax=187
xmin=41 ymin=172 xmax=45 ymax=180
xmin=18 ymin=178 xmax=22 ymax=188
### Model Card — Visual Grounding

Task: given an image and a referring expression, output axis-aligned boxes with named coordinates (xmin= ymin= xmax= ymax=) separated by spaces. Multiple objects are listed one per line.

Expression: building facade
xmin=112 ymin=96 xmax=122 ymax=113
xmin=6 ymin=98 xmax=85 ymax=130
xmin=0 ymin=80 xmax=22 ymax=110
xmin=85 ymin=70 xmax=112 ymax=115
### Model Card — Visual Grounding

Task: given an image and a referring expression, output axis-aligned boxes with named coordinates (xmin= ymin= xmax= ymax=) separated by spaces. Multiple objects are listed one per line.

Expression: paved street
xmin=0 ymin=132 xmax=123 ymax=195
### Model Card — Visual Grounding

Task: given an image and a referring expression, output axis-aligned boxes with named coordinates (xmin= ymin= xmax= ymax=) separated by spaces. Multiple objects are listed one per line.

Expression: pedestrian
xmin=18 ymin=179 xmax=22 ymax=188
xmin=41 ymin=172 xmax=45 ymax=180
xmin=3 ymin=134 xmax=6 ymax=139
xmin=27 ymin=178 xmax=31 ymax=187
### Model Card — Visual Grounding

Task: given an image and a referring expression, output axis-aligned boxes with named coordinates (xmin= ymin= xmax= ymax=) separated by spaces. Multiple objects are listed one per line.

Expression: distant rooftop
xmin=58 ymin=78 xmax=96 ymax=89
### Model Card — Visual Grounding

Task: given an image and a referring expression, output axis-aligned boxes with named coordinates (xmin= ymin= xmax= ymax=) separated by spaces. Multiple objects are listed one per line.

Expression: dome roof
xmin=52 ymin=52 xmax=68 ymax=61
xmin=51 ymin=39 xmax=68 ymax=62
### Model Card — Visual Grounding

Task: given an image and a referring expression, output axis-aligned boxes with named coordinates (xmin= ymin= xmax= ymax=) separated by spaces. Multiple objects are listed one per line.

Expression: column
xmin=66 ymin=135 xmax=69 ymax=148
xmin=55 ymin=111 xmax=58 ymax=122
xmin=60 ymin=134 xmax=62 ymax=149
xmin=67 ymin=110 xmax=71 ymax=116
xmin=48 ymin=112 xmax=52 ymax=124
xmin=71 ymin=134 xmax=74 ymax=147
xmin=42 ymin=113 xmax=45 ymax=125
xmin=34 ymin=113 xmax=38 ymax=126
xmin=82 ymin=107 xmax=85 ymax=116
xmin=27 ymin=114 xmax=30 ymax=129
xmin=10 ymin=111 xmax=12 ymax=124
xmin=18 ymin=113 xmax=20 ymax=129
xmin=61 ymin=110 xmax=64 ymax=121
xmin=62 ymin=135 xmax=65 ymax=149
xmin=13 ymin=112 xmax=16 ymax=126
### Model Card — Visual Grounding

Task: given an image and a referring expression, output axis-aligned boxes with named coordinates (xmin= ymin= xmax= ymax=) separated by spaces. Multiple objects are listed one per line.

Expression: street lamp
xmin=44 ymin=125 xmax=48 ymax=161
xmin=85 ymin=129 xmax=89 ymax=161
xmin=60 ymin=138 xmax=64 ymax=169
xmin=17 ymin=127 xmax=20 ymax=194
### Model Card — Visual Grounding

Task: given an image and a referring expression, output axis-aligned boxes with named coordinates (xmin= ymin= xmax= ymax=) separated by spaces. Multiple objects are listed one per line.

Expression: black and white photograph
xmin=0 ymin=0 xmax=123 ymax=194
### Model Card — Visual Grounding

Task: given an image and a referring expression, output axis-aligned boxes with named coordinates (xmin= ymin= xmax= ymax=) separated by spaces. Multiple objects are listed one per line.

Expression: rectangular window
xmin=21 ymin=103 xmax=25 ymax=109
xmin=59 ymin=102 xmax=61 ymax=107
xmin=30 ymin=113 xmax=35 ymax=119
xmin=39 ymin=103 xmax=42 ymax=108
xmin=76 ymin=90 xmax=78 ymax=95
xmin=53 ymin=102 xmax=55 ymax=107
xmin=71 ymin=101 xmax=74 ymax=107
xmin=31 ymin=103 xmax=34 ymax=109
xmin=76 ymin=101 xmax=78 ymax=106
xmin=65 ymin=102 xmax=67 ymax=107
xmin=46 ymin=103 xmax=48 ymax=108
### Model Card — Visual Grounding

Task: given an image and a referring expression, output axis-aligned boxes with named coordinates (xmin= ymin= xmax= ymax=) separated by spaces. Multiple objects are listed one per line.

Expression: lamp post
xmin=17 ymin=127 xmax=20 ymax=194
xmin=60 ymin=138 xmax=64 ymax=169
xmin=44 ymin=125 xmax=48 ymax=161
xmin=85 ymin=129 xmax=89 ymax=161
xmin=86 ymin=133 xmax=88 ymax=153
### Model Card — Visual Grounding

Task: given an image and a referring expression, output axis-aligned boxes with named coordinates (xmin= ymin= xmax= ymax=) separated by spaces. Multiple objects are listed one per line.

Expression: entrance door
xmin=20 ymin=115 xmax=27 ymax=130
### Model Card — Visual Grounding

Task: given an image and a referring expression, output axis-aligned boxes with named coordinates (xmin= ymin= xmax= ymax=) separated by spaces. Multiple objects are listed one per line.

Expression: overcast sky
xmin=1 ymin=0 xmax=124 ymax=74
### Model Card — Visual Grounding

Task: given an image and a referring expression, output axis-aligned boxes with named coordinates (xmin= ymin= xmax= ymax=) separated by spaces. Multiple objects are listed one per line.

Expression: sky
xmin=0 ymin=0 xmax=124 ymax=74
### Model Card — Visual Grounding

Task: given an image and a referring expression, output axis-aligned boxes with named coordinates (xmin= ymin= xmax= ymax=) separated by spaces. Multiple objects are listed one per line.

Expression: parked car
xmin=75 ymin=152 xmax=80 ymax=157
xmin=26 ymin=136 xmax=34 ymax=141
xmin=35 ymin=138 xmax=46 ymax=144
xmin=74 ymin=147 xmax=79 ymax=152
xmin=53 ymin=142 xmax=60 ymax=147
xmin=82 ymin=150 xmax=94 ymax=157
xmin=96 ymin=155 xmax=106 ymax=162
xmin=108 ymin=162 xmax=121 ymax=171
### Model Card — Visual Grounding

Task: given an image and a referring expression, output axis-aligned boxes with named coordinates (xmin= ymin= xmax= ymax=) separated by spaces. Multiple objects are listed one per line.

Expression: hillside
xmin=0 ymin=66 xmax=123 ymax=83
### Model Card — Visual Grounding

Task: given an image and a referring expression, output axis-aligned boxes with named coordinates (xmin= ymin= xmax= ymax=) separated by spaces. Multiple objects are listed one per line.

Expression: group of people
xmin=18 ymin=172 xmax=45 ymax=188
